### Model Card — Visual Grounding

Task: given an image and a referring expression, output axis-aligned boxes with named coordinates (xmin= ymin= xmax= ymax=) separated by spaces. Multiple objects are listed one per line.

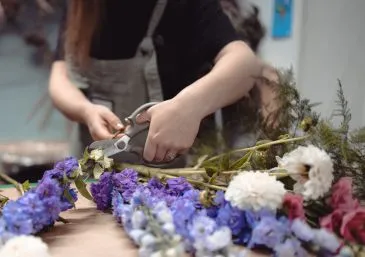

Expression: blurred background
xmin=0 ymin=0 xmax=364 ymax=183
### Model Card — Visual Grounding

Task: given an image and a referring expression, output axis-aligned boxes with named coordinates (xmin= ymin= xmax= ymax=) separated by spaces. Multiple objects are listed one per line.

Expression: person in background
xmin=48 ymin=0 xmax=263 ymax=165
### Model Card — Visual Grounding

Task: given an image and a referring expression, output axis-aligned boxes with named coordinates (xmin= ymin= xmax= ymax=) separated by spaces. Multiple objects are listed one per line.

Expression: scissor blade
xmin=89 ymin=139 xmax=118 ymax=150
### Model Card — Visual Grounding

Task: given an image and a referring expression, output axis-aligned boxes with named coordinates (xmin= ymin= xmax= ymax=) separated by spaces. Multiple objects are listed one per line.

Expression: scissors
xmin=88 ymin=102 xmax=183 ymax=168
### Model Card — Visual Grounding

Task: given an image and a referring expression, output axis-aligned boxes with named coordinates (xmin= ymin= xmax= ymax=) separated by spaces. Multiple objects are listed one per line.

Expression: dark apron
xmin=66 ymin=0 xmax=186 ymax=167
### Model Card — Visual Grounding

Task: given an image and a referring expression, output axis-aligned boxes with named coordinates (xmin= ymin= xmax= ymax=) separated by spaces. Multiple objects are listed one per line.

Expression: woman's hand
xmin=82 ymin=104 xmax=124 ymax=140
xmin=139 ymin=99 xmax=203 ymax=162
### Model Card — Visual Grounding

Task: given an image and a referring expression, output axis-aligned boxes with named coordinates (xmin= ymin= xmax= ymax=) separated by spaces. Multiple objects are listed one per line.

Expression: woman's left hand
xmin=137 ymin=99 xmax=202 ymax=162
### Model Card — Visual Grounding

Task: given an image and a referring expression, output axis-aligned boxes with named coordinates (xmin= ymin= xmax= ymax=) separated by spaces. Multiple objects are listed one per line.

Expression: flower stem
xmin=205 ymin=135 xmax=309 ymax=163
xmin=0 ymin=170 xmax=24 ymax=195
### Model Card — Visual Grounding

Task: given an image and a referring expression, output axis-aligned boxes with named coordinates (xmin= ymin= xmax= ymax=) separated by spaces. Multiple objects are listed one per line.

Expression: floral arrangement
xmin=0 ymin=69 xmax=364 ymax=256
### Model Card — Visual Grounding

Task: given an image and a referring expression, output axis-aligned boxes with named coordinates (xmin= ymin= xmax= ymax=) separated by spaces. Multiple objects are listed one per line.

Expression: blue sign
xmin=272 ymin=0 xmax=293 ymax=38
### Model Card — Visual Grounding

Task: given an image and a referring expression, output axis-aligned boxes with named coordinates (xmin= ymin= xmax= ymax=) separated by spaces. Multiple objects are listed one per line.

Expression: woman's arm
xmin=49 ymin=61 xmax=124 ymax=140
xmin=174 ymin=40 xmax=262 ymax=119
xmin=48 ymin=61 xmax=93 ymax=123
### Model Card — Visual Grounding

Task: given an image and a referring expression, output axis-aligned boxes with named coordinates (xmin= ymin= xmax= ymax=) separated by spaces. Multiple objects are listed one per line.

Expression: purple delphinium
xmin=112 ymin=169 xmax=139 ymax=202
xmin=54 ymin=157 xmax=80 ymax=178
xmin=91 ymin=171 xmax=114 ymax=210
xmin=165 ymin=177 xmax=193 ymax=196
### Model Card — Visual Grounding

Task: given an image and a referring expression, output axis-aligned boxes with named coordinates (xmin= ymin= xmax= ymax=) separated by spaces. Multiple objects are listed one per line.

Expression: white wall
xmin=298 ymin=0 xmax=365 ymax=128
xmin=241 ymin=0 xmax=304 ymax=78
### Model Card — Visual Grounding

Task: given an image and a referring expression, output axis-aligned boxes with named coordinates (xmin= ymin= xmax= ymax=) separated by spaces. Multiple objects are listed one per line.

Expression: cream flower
xmin=276 ymin=144 xmax=334 ymax=200
xmin=225 ymin=171 xmax=286 ymax=211
xmin=0 ymin=235 xmax=51 ymax=257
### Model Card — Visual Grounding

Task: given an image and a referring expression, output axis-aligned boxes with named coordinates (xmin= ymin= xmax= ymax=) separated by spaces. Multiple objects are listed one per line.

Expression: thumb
xmin=101 ymin=109 xmax=124 ymax=131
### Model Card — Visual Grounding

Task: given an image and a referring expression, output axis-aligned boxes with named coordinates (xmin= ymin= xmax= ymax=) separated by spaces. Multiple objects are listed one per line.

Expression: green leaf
xmin=63 ymin=190 xmax=76 ymax=208
xmin=219 ymin=154 xmax=230 ymax=171
xmin=0 ymin=194 xmax=9 ymax=208
xmin=74 ymin=176 xmax=93 ymax=201
xmin=230 ymin=151 xmax=253 ymax=170
xmin=93 ymin=164 xmax=105 ymax=179
xmin=22 ymin=180 xmax=31 ymax=192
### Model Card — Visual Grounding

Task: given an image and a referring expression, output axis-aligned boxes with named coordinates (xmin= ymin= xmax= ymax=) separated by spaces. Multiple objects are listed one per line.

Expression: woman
xmin=48 ymin=0 xmax=262 ymax=164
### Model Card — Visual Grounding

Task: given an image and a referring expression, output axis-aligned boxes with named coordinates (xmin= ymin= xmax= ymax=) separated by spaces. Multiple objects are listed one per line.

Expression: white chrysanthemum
xmin=276 ymin=144 xmax=334 ymax=200
xmin=225 ymin=171 xmax=286 ymax=211
xmin=0 ymin=235 xmax=51 ymax=257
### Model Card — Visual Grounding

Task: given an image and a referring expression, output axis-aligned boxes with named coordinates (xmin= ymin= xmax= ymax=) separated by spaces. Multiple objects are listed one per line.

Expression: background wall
xmin=0 ymin=10 xmax=69 ymax=143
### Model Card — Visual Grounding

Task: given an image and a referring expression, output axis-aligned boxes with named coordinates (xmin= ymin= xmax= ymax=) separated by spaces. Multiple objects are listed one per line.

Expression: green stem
xmin=205 ymin=135 xmax=309 ymax=163
xmin=0 ymin=170 xmax=24 ymax=195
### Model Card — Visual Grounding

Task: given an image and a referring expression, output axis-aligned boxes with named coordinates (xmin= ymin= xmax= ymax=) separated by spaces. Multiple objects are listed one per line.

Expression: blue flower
xmin=290 ymin=219 xmax=315 ymax=242
xmin=248 ymin=216 xmax=290 ymax=249
xmin=216 ymin=202 xmax=246 ymax=236
xmin=190 ymin=215 xmax=217 ymax=240
xmin=111 ymin=190 xmax=124 ymax=223
xmin=274 ymin=238 xmax=308 ymax=257
xmin=313 ymin=229 xmax=342 ymax=254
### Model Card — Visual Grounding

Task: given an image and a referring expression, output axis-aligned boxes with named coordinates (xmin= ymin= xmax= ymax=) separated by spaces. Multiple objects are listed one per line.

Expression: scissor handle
xmin=124 ymin=102 xmax=160 ymax=139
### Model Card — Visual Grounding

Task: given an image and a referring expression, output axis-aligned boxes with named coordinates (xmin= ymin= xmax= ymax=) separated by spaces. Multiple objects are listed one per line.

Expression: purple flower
xmin=248 ymin=216 xmax=290 ymax=249
xmin=35 ymin=176 xmax=63 ymax=199
xmin=170 ymin=198 xmax=196 ymax=239
xmin=182 ymin=189 xmax=202 ymax=209
xmin=214 ymin=191 xmax=226 ymax=206
xmin=112 ymin=169 xmax=139 ymax=202
xmin=146 ymin=177 xmax=164 ymax=190
xmin=91 ymin=172 xmax=114 ymax=210
xmin=54 ymin=157 xmax=79 ymax=178
xmin=2 ymin=201 xmax=33 ymax=235
xmin=165 ymin=177 xmax=193 ymax=196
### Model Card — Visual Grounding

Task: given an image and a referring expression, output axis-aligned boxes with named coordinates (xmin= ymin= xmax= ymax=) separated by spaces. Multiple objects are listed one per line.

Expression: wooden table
xmin=2 ymin=187 xmax=267 ymax=257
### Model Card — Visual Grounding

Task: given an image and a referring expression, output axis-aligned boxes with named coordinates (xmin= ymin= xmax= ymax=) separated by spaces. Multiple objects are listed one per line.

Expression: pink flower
xmin=282 ymin=193 xmax=305 ymax=220
xmin=340 ymin=208 xmax=365 ymax=244
xmin=320 ymin=209 xmax=345 ymax=233
xmin=329 ymin=177 xmax=359 ymax=211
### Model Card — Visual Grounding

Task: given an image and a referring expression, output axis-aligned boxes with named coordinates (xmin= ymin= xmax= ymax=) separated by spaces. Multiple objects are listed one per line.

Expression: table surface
xmin=1 ymin=186 xmax=267 ymax=257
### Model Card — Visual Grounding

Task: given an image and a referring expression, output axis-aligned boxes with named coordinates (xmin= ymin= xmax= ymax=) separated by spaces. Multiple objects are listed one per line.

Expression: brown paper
xmin=2 ymin=188 xmax=268 ymax=257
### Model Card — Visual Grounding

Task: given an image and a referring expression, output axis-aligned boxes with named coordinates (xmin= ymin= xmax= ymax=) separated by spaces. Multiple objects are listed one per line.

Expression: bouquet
xmin=0 ymin=69 xmax=364 ymax=257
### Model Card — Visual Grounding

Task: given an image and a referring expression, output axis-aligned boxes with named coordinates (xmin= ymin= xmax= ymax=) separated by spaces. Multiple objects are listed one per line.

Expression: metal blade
xmin=89 ymin=139 xmax=118 ymax=150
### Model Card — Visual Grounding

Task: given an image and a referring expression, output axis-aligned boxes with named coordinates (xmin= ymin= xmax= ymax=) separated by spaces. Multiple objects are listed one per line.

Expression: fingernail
xmin=116 ymin=123 xmax=124 ymax=129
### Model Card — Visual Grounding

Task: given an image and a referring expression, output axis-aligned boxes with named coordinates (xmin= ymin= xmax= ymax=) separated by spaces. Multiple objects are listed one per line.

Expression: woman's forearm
xmin=174 ymin=41 xmax=262 ymax=118
xmin=48 ymin=61 xmax=92 ymax=123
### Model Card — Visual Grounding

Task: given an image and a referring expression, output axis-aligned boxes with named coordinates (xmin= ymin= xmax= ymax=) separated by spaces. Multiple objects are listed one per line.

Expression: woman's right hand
xmin=82 ymin=104 xmax=124 ymax=140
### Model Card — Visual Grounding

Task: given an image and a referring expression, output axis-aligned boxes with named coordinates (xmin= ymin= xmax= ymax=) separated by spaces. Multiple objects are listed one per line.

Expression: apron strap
xmin=146 ymin=0 xmax=168 ymax=37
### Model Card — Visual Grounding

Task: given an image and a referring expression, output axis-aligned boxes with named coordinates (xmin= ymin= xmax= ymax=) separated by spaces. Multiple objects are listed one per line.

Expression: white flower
xmin=225 ymin=171 xmax=286 ymax=211
xmin=0 ymin=235 xmax=51 ymax=257
xmin=276 ymin=144 xmax=334 ymax=200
